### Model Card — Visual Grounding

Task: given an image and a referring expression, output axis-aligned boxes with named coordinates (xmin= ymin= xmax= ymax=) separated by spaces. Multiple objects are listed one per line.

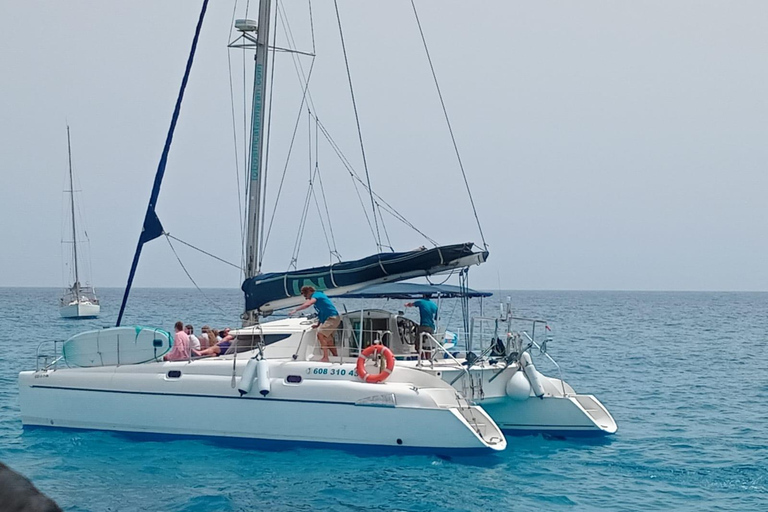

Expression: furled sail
xmin=115 ymin=0 xmax=209 ymax=326
xmin=242 ymin=242 xmax=488 ymax=314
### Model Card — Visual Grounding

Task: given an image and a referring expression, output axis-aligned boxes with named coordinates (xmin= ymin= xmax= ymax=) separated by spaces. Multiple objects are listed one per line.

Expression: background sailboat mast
xmin=66 ymin=125 xmax=80 ymax=296
xmin=243 ymin=0 xmax=272 ymax=324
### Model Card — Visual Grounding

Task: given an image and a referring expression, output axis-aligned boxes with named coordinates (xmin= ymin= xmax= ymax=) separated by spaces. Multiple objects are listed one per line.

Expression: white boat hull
xmin=481 ymin=393 xmax=618 ymax=436
xmin=18 ymin=359 xmax=506 ymax=454
xmin=412 ymin=363 xmax=618 ymax=436
xmin=60 ymin=302 xmax=100 ymax=319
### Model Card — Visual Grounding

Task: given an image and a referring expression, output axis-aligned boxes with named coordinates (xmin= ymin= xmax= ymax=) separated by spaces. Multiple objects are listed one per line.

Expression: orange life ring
xmin=356 ymin=344 xmax=396 ymax=383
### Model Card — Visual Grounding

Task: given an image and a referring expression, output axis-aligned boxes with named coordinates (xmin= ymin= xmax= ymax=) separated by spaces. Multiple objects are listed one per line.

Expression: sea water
xmin=0 ymin=288 xmax=765 ymax=511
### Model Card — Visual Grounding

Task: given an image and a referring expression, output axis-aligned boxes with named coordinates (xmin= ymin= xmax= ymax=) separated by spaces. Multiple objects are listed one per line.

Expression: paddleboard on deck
xmin=63 ymin=326 xmax=172 ymax=367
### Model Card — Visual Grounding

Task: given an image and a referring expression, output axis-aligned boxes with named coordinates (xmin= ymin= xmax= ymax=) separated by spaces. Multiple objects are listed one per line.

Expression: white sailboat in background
xmin=60 ymin=126 xmax=100 ymax=319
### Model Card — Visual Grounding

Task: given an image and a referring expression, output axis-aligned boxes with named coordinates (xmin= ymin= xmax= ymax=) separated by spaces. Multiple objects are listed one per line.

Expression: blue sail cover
xmin=242 ymin=243 xmax=488 ymax=313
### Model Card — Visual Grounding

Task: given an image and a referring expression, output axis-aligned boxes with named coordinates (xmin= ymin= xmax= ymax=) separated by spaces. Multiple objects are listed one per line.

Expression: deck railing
xmin=35 ymin=340 xmax=63 ymax=371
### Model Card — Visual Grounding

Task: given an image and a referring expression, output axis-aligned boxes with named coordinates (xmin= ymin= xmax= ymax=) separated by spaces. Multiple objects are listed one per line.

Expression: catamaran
xmin=59 ymin=126 xmax=99 ymax=319
xmin=19 ymin=1 xmax=506 ymax=454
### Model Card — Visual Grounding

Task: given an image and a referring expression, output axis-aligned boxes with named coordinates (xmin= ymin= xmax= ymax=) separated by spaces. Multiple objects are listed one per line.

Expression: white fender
xmin=256 ymin=359 xmax=271 ymax=396
xmin=520 ymin=352 xmax=547 ymax=398
xmin=505 ymin=370 xmax=532 ymax=401
xmin=238 ymin=358 xmax=259 ymax=396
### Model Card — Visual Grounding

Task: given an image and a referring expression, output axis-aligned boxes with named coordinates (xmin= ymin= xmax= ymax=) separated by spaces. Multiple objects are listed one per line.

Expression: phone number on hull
xmin=306 ymin=367 xmax=358 ymax=377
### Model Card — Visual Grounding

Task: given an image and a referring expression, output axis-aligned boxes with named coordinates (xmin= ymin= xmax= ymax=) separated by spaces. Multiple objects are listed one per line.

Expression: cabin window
xmin=167 ymin=370 xmax=182 ymax=379
xmin=262 ymin=333 xmax=292 ymax=345
xmin=286 ymin=375 xmax=302 ymax=384
xmin=348 ymin=318 xmax=391 ymax=352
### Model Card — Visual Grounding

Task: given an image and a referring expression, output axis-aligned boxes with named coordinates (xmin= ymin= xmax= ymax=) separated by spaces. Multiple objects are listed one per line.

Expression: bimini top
xmin=336 ymin=282 xmax=491 ymax=299
xmin=242 ymin=242 xmax=488 ymax=314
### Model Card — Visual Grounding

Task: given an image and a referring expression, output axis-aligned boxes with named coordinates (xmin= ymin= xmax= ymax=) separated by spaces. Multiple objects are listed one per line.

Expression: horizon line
xmin=2 ymin=285 xmax=767 ymax=294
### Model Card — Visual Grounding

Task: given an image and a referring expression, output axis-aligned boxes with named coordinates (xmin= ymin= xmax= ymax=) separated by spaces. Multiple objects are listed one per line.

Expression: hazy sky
xmin=1 ymin=1 xmax=767 ymax=292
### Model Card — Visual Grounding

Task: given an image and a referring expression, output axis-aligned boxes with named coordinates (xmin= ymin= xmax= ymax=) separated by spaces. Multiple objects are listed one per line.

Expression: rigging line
xmin=257 ymin=2 xmax=280 ymax=271
xmin=313 ymin=118 xmax=439 ymax=246
xmin=459 ymin=267 xmax=471 ymax=339
xmin=311 ymin=186 xmax=334 ymax=259
xmin=226 ymin=3 xmax=244 ymax=272
xmin=333 ymin=0 xmax=382 ymax=251
xmin=227 ymin=0 xmax=237 ymax=42
xmin=290 ymin=162 xmax=319 ymax=269
xmin=241 ymin=30 xmax=249 ymax=271
xmin=290 ymin=181 xmax=314 ymax=270
xmin=164 ymin=235 xmax=230 ymax=316
xmin=261 ymin=59 xmax=316 ymax=255
xmin=86 ymin=237 xmax=95 ymax=290
xmin=308 ymin=0 xmax=316 ymax=55
xmin=269 ymin=0 xmax=322 ymax=261
xmin=347 ymin=167 xmax=376 ymax=242
xmin=410 ymin=0 xmax=487 ymax=249
xmin=277 ymin=0 xmax=317 ymax=112
xmin=313 ymin=118 xmax=340 ymax=259
xmin=165 ymin=233 xmax=243 ymax=270
xmin=376 ymin=202 xmax=394 ymax=251
xmin=426 ymin=267 xmax=456 ymax=287
xmin=349 ymin=169 xmax=436 ymax=245
xmin=443 ymin=294 xmax=460 ymax=333
xmin=306 ymin=111 xmax=338 ymax=262
xmin=305 ymin=116 xmax=334 ymax=262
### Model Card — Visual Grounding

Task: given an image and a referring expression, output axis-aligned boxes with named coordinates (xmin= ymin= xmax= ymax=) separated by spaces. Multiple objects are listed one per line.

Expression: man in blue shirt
xmin=405 ymin=298 xmax=438 ymax=358
xmin=289 ymin=285 xmax=340 ymax=362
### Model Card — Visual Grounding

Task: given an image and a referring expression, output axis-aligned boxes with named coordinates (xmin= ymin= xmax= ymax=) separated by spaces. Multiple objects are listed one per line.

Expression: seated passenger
xmin=193 ymin=328 xmax=234 ymax=357
xmin=199 ymin=325 xmax=212 ymax=349
xmin=164 ymin=321 xmax=191 ymax=361
xmin=185 ymin=324 xmax=201 ymax=352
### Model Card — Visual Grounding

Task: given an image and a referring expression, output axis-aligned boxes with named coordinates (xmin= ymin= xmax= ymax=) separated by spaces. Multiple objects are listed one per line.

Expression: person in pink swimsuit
xmin=164 ymin=321 xmax=191 ymax=361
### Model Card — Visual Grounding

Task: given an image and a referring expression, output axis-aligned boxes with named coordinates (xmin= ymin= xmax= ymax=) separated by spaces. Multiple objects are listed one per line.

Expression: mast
xmin=66 ymin=125 xmax=80 ymax=297
xmin=242 ymin=0 xmax=272 ymax=325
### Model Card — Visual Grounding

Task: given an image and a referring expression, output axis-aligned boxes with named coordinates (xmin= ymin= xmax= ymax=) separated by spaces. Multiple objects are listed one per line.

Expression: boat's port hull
xmin=481 ymin=394 xmax=618 ymax=436
xmin=18 ymin=361 xmax=505 ymax=454
xmin=411 ymin=363 xmax=618 ymax=436
xmin=60 ymin=303 xmax=100 ymax=319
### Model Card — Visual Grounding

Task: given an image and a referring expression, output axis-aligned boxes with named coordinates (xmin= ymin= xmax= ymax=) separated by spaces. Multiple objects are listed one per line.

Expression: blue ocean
xmin=1 ymin=288 xmax=765 ymax=511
